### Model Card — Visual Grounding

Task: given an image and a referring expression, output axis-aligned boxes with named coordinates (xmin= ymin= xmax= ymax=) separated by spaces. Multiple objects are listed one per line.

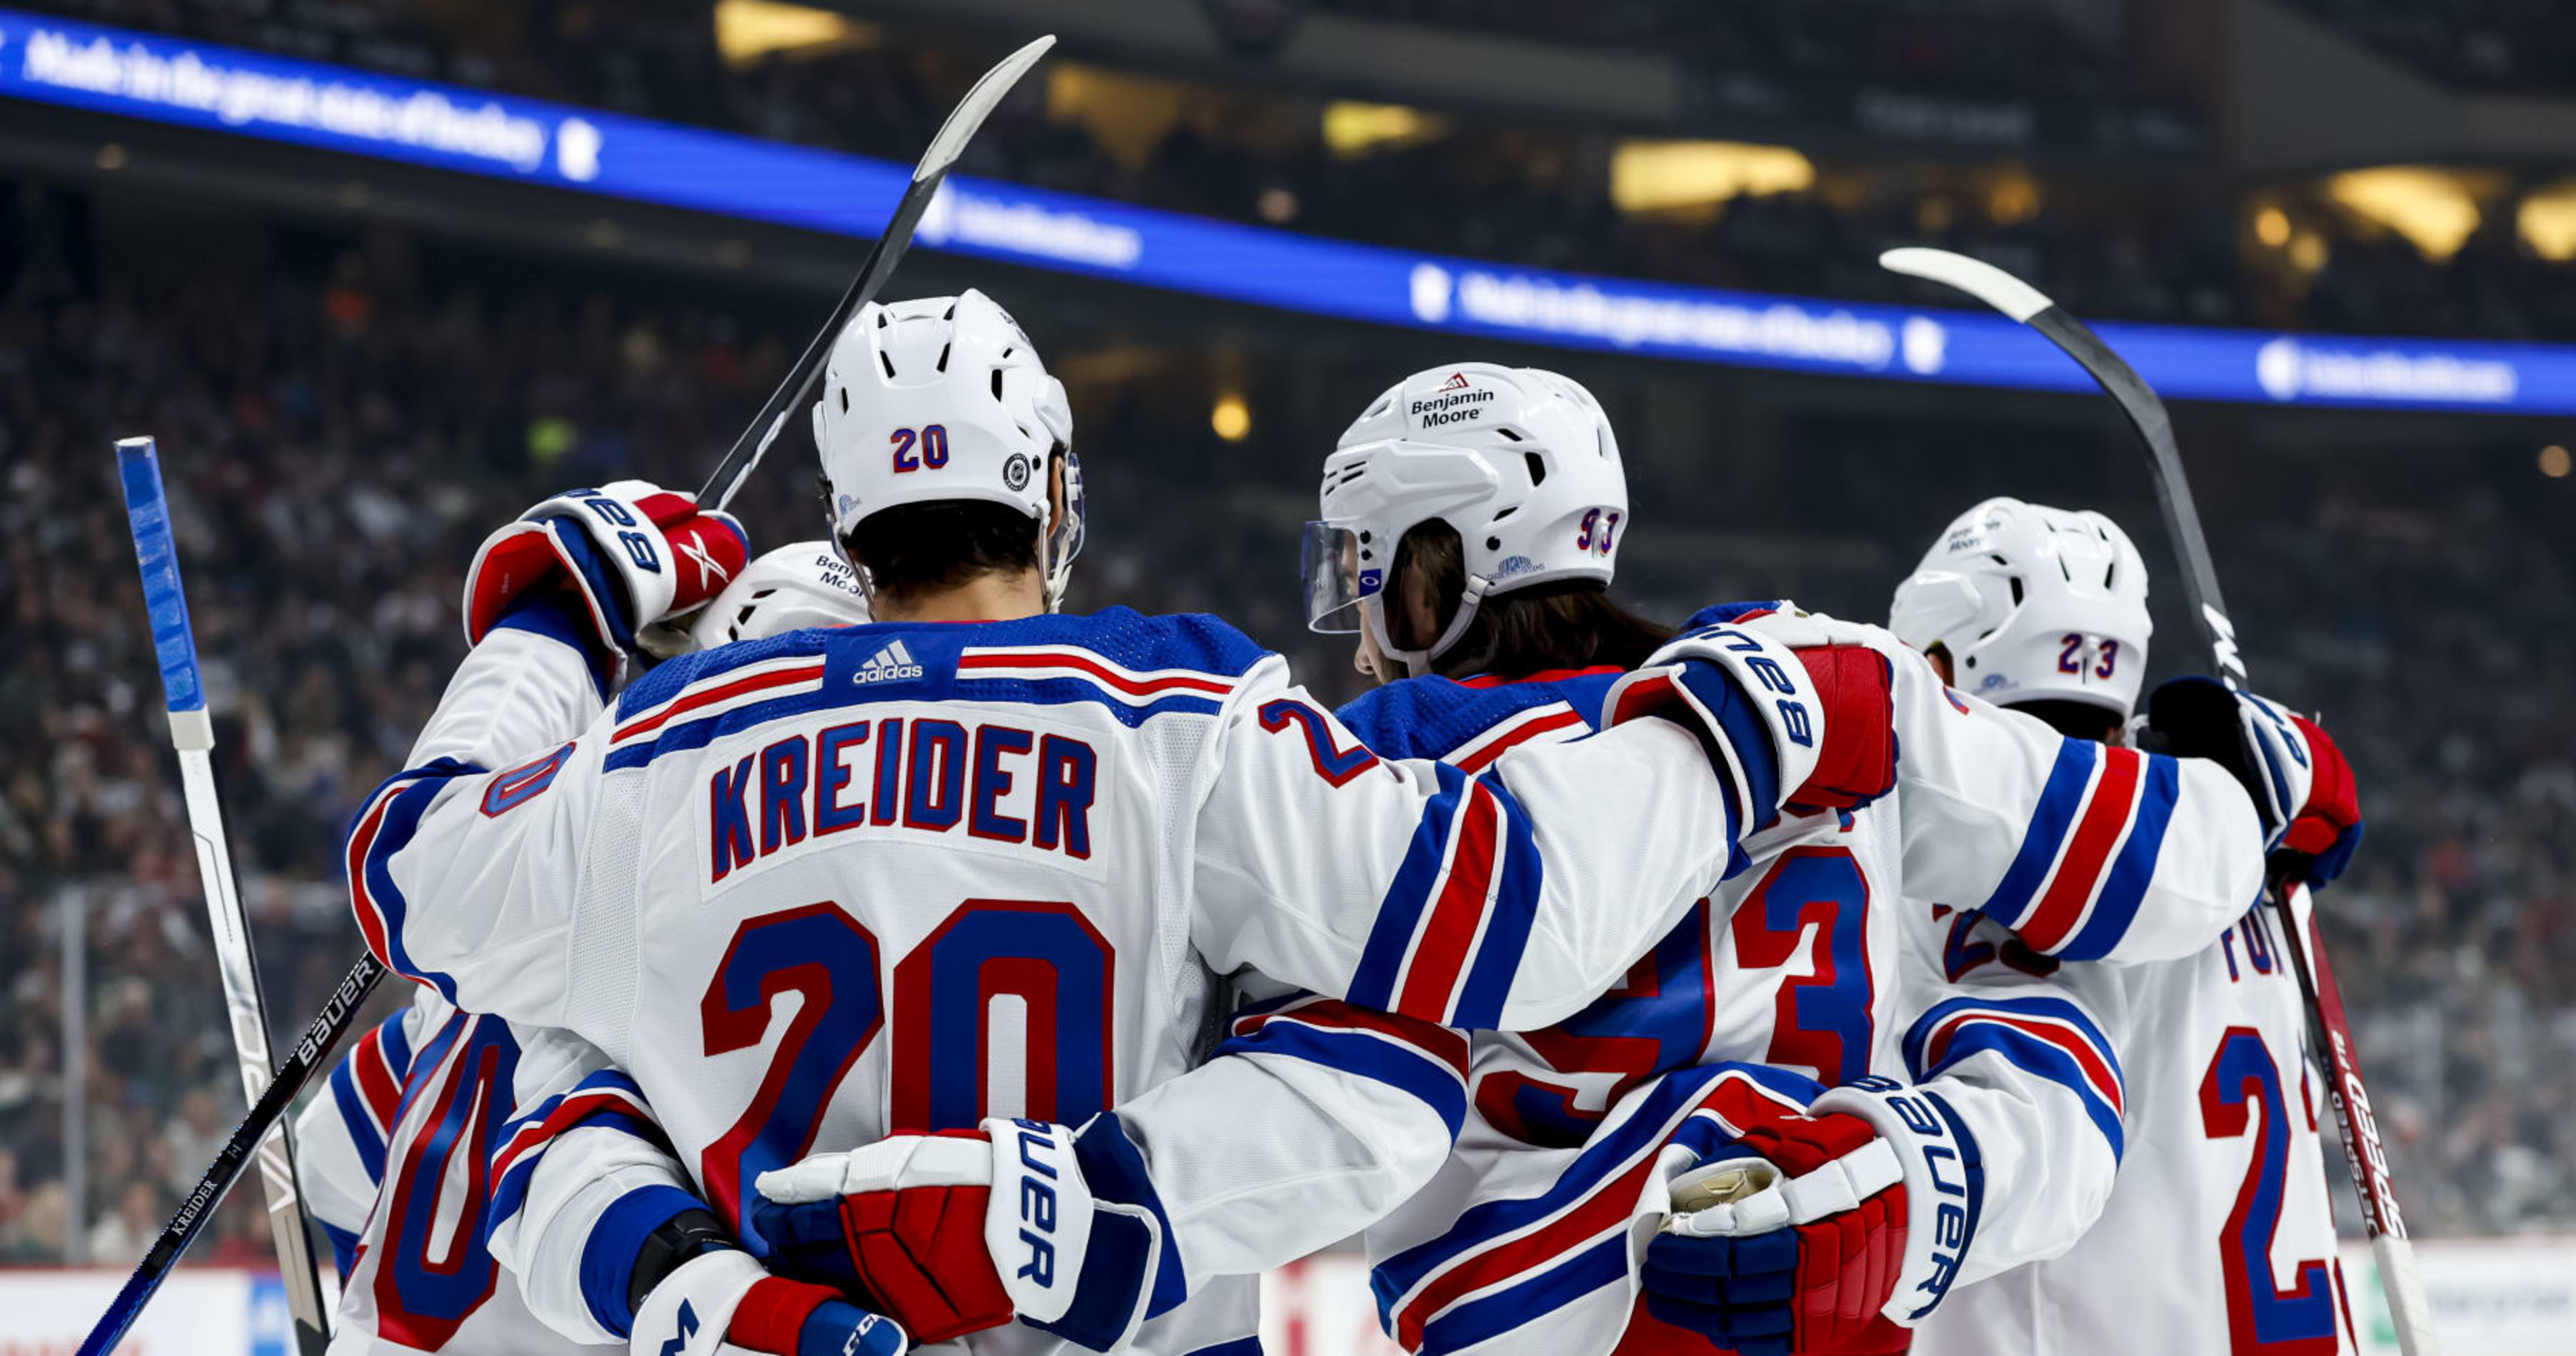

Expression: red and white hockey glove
xmin=464 ymin=479 xmax=748 ymax=684
xmin=628 ymin=1249 xmax=906 ymax=1356
xmin=1641 ymin=1073 xmax=1982 ymax=1354
xmin=752 ymin=1117 xmax=1181 ymax=1353
xmin=1605 ymin=610 xmax=1897 ymax=864
xmin=2148 ymin=677 xmax=2365 ymax=888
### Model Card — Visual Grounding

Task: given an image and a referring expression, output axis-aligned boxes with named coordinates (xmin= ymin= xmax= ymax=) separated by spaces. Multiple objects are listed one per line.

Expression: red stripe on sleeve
xmin=957 ymin=651 xmax=1233 ymax=696
xmin=490 ymin=1088 xmax=650 ymax=1183
xmin=345 ymin=784 xmax=403 ymax=970
xmin=1394 ymin=1151 xmax=1663 ymax=1350
xmin=1395 ymin=784 xmax=1503 ymax=1022
xmin=1455 ymin=707 xmax=1586 ymax=772
xmin=1234 ymin=1000 xmax=1471 ymax=1077
xmin=613 ymin=663 xmax=824 ymax=742
xmin=353 ymin=1029 xmax=404 ymax=1128
xmin=2016 ymin=749 xmax=2144 ymax=953
xmin=1928 ymin=1014 xmax=2122 ymax=1115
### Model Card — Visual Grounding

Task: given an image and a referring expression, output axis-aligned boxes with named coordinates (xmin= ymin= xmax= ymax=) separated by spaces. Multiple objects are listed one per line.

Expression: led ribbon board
xmin=6 ymin=6 xmax=2571 ymax=414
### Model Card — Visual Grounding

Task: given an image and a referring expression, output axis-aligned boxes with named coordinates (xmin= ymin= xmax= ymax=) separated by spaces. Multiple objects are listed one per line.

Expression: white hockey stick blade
xmin=2374 ymin=1235 xmax=2444 ymax=1355
xmin=1878 ymin=247 xmax=2057 ymax=323
xmin=917 ymin=35 xmax=1054 ymax=182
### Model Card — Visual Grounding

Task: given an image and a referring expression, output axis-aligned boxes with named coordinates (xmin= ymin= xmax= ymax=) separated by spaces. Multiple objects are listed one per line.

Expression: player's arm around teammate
xmin=350 ymin=468 xmax=1897 ymax=1042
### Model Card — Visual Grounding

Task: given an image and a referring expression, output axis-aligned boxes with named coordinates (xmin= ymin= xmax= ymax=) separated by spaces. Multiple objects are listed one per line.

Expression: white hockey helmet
xmin=812 ymin=288 xmax=1083 ymax=610
xmin=1302 ymin=362 xmax=1626 ymax=675
xmin=1889 ymin=496 xmax=2153 ymax=717
xmin=689 ymin=540 xmax=872 ymax=649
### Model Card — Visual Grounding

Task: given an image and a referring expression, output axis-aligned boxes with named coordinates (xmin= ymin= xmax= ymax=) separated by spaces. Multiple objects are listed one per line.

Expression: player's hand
xmin=628 ymin=1248 xmax=906 ymax=1356
xmin=1725 ymin=609 xmax=1902 ymax=815
xmin=464 ymin=479 xmax=749 ymax=680
xmin=1641 ymin=1096 xmax=1908 ymax=1355
xmin=753 ymin=1117 xmax=1175 ymax=1352
xmin=2146 ymin=677 xmax=2364 ymax=889
xmin=1609 ymin=610 xmax=1898 ymax=835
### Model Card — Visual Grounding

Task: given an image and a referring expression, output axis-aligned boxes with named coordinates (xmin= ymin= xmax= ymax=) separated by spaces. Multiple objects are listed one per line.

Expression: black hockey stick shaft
xmin=119 ymin=436 xmax=332 ymax=1355
xmin=79 ymin=952 xmax=386 ymax=1356
xmin=1880 ymin=248 xmax=2440 ymax=1354
xmin=697 ymin=34 xmax=1054 ymax=513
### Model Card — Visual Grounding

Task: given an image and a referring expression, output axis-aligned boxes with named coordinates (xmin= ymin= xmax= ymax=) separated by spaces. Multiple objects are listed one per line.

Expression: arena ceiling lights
xmin=7 ymin=6 xmax=2576 ymax=416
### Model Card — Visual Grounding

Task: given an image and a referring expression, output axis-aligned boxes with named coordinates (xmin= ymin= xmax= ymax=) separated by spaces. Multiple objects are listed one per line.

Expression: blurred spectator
xmin=0 ymin=142 xmax=2566 ymax=1287
xmin=85 ymin=1179 xmax=163 ymax=1267
xmin=18 ymin=0 xmax=2576 ymax=340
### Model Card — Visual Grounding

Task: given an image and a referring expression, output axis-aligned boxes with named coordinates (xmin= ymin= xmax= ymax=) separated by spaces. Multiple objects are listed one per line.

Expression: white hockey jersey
xmin=1339 ymin=607 xmax=2265 ymax=1355
xmin=346 ymin=604 xmax=1782 ymax=1355
xmin=292 ymin=987 xmax=607 ymax=1355
xmin=1912 ymin=887 xmax=2356 ymax=1355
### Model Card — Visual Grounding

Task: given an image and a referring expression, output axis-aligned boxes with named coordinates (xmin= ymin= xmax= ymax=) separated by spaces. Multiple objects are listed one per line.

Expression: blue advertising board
xmin=2 ymin=7 xmax=2567 ymax=414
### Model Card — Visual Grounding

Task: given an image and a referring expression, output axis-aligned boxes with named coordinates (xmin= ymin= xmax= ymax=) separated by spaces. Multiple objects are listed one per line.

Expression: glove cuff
xmin=1812 ymin=1077 xmax=1986 ymax=1328
xmin=725 ymin=1276 xmax=838 ymax=1355
xmin=981 ymin=1115 xmax=1181 ymax=1353
xmin=979 ymin=1118 xmax=1097 ymax=1328
xmin=629 ymin=1248 xmax=761 ymax=1356
xmin=1604 ymin=622 xmax=1811 ymax=852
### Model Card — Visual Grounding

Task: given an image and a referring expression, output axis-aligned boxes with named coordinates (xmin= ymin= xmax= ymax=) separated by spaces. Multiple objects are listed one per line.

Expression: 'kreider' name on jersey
xmin=707 ymin=713 xmax=1100 ymax=883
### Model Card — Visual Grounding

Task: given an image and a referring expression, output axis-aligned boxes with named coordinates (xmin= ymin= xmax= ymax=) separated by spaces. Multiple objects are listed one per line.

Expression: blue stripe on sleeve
xmin=1976 ymin=739 xmax=2097 ymax=928
xmin=578 ymin=1184 xmax=704 ymax=1339
xmin=1213 ymin=1021 xmax=1467 ymax=1139
xmin=378 ymin=1011 xmax=414 ymax=1081
xmin=1449 ymin=771 xmax=1543 ymax=1031
xmin=1369 ymin=1062 xmax=1767 ymax=1320
xmin=2057 ymin=755 xmax=2181 ymax=961
xmin=350 ymin=757 xmax=486 ymax=1004
xmin=1419 ymin=1232 xmax=1631 ymax=1354
xmin=327 ymin=1058 xmax=387 ymax=1182
xmin=491 ymin=592 xmax=610 ymax=701
xmin=488 ymin=1109 xmax=666 ymax=1229
xmin=1908 ymin=1011 xmax=2125 ymax=1159
xmin=1347 ymin=763 xmax=1468 ymax=1010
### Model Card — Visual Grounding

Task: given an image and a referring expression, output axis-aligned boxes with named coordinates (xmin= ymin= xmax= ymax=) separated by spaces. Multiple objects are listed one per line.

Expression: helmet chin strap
xmin=1373 ymin=576 xmax=1493 ymax=678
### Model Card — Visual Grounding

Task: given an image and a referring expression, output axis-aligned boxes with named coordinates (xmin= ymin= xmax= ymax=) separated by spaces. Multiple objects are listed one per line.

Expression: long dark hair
xmin=1390 ymin=521 xmax=1673 ymax=680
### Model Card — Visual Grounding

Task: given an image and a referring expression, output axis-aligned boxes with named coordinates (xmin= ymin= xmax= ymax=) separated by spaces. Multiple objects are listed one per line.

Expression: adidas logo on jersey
xmin=853 ymin=639 xmax=925 ymax=685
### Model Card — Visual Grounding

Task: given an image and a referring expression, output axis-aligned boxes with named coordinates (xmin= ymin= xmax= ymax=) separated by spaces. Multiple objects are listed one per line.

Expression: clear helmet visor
xmin=1299 ymin=519 xmax=1381 ymax=633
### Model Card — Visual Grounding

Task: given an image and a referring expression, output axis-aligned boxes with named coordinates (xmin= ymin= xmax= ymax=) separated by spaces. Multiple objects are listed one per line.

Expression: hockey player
xmin=1888 ymin=497 xmax=2366 ymax=1355
xmin=295 ymin=544 xmax=876 ymax=1355
xmin=344 ymin=292 xmax=1901 ymax=1356
xmin=1297 ymin=362 xmax=2316 ymax=1355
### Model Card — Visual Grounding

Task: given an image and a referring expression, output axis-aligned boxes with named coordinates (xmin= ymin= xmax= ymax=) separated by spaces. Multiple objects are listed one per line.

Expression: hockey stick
xmin=106 ymin=437 xmax=334 ymax=1356
xmin=1878 ymin=247 xmax=2441 ymax=1355
xmin=698 ymin=33 xmax=1054 ymax=513
xmin=79 ymin=953 xmax=385 ymax=1356
xmin=82 ymin=42 xmax=1058 ymax=1344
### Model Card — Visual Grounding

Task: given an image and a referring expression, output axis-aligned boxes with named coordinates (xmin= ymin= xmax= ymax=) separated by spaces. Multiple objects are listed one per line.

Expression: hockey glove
xmin=1643 ymin=1102 xmax=1906 ymax=1353
xmin=628 ymin=1248 xmax=906 ymax=1356
xmin=752 ymin=1117 xmax=1181 ymax=1353
xmin=2146 ymin=677 xmax=2364 ymax=889
xmin=1605 ymin=610 xmax=1897 ymax=858
xmin=464 ymin=479 xmax=749 ymax=685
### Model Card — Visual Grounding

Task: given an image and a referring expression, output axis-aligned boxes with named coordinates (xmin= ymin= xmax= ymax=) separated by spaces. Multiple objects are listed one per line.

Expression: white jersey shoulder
xmin=350 ymin=602 xmax=1752 ymax=1353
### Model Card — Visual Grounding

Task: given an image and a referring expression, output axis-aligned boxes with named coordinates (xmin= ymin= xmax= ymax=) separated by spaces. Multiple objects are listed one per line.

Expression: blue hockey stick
xmin=84 ymin=437 xmax=344 ymax=1356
